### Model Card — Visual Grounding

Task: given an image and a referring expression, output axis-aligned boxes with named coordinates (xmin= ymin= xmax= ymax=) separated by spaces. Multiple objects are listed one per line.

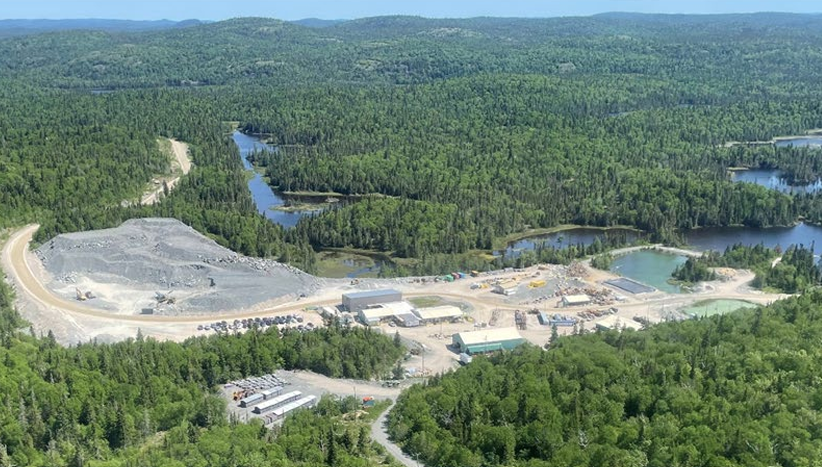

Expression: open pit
xmin=35 ymin=218 xmax=324 ymax=316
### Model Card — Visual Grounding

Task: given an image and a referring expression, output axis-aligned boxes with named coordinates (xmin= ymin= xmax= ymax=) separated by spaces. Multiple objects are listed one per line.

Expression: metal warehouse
xmin=452 ymin=327 xmax=526 ymax=354
xmin=358 ymin=301 xmax=415 ymax=326
xmin=342 ymin=289 xmax=402 ymax=312
xmin=414 ymin=305 xmax=463 ymax=323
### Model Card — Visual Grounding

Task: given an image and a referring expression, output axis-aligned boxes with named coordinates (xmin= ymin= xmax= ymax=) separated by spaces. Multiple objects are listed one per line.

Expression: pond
xmin=315 ymin=251 xmax=388 ymax=278
xmin=609 ymin=250 xmax=688 ymax=294
xmin=682 ymin=299 xmax=757 ymax=318
xmin=232 ymin=130 xmax=319 ymax=228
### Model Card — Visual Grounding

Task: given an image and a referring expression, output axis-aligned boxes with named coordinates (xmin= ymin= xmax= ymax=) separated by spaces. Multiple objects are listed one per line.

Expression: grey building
xmin=342 ymin=289 xmax=402 ymax=313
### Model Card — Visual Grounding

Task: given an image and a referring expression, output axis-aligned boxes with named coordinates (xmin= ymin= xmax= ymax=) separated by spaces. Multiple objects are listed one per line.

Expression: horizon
xmin=2 ymin=0 xmax=820 ymax=22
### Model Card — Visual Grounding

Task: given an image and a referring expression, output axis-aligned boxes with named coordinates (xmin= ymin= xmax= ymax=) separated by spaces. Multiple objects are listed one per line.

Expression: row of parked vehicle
xmin=197 ymin=314 xmax=308 ymax=332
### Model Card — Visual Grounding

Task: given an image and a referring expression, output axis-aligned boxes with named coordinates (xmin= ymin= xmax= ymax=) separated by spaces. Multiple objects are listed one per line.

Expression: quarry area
xmin=35 ymin=218 xmax=324 ymax=316
xmin=2 ymin=219 xmax=789 ymax=368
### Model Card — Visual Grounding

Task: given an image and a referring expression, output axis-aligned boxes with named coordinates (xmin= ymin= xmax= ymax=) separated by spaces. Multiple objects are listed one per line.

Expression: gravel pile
xmin=36 ymin=218 xmax=322 ymax=315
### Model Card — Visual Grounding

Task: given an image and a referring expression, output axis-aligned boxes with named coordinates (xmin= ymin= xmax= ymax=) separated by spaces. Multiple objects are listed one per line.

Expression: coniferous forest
xmin=3 ymin=13 xmax=822 ymax=466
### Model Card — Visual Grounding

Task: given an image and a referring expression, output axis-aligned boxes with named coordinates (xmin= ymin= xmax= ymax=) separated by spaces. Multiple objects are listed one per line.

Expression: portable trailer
xmin=239 ymin=393 xmax=264 ymax=408
xmin=270 ymin=395 xmax=317 ymax=420
xmin=260 ymin=386 xmax=283 ymax=400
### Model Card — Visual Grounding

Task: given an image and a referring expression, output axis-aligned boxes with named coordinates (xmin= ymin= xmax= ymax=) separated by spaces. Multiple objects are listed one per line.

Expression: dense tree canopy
xmin=390 ymin=291 xmax=822 ymax=467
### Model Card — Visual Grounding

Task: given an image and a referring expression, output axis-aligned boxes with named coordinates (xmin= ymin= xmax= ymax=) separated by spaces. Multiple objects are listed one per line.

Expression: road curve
xmin=1 ymin=225 xmax=509 ymax=325
xmin=2 ymin=224 xmax=788 ymax=327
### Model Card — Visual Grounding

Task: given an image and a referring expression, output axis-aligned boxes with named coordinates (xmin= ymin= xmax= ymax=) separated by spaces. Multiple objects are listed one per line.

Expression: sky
xmin=2 ymin=0 xmax=820 ymax=21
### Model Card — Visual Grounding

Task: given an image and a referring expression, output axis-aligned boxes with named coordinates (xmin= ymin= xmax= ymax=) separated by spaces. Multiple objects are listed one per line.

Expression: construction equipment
xmin=75 ymin=288 xmax=86 ymax=301
xmin=529 ymin=280 xmax=547 ymax=288
xmin=155 ymin=290 xmax=176 ymax=305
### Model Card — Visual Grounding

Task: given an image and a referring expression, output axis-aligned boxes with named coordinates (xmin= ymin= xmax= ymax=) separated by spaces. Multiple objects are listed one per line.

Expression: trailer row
xmin=239 ymin=386 xmax=284 ymax=408
xmin=253 ymin=391 xmax=302 ymax=414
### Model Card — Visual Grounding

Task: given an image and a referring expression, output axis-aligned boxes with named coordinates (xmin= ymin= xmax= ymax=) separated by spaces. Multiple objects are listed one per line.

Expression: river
xmin=232 ymin=130 xmax=317 ymax=228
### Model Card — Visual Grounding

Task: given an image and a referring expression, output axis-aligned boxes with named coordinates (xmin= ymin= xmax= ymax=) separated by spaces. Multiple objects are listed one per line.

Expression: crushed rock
xmin=36 ymin=218 xmax=323 ymax=315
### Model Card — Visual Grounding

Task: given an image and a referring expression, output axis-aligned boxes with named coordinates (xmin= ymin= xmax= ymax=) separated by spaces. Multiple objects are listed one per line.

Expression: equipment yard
xmin=2 ymin=220 xmax=790 ymax=368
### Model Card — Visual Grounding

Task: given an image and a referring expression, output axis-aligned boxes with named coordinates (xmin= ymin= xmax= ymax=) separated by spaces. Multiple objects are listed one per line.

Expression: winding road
xmin=371 ymin=401 xmax=421 ymax=467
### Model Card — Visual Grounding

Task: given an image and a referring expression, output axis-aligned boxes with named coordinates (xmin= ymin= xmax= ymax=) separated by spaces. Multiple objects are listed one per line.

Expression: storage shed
xmin=452 ymin=327 xmax=525 ymax=354
xmin=561 ymin=294 xmax=591 ymax=307
xmin=414 ymin=305 xmax=463 ymax=324
xmin=342 ymin=289 xmax=402 ymax=313
xmin=493 ymin=280 xmax=519 ymax=296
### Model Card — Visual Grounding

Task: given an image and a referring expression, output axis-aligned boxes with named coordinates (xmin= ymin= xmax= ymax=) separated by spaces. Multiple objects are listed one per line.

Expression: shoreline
xmin=722 ymin=129 xmax=822 ymax=148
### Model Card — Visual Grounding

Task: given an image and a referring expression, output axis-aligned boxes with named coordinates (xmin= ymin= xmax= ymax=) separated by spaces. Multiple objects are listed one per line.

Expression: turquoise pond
xmin=609 ymin=250 xmax=688 ymax=294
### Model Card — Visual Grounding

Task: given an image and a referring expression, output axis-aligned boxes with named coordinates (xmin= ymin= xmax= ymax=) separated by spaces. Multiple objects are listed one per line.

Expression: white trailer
xmin=252 ymin=391 xmax=301 ymax=414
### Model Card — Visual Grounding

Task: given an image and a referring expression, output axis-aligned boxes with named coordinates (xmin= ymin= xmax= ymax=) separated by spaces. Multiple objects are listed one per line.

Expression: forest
xmin=2 ymin=12 xmax=822 ymax=467
xmin=4 ymin=15 xmax=822 ymax=274
xmin=669 ymin=244 xmax=821 ymax=293
xmin=0 ymin=276 xmax=402 ymax=466
xmin=389 ymin=291 xmax=822 ymax=467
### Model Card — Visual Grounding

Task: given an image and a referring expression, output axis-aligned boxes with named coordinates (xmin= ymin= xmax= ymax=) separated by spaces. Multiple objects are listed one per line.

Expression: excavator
xmin=155 ymin=290 xmax=176 ymax=305
xmin=75 ymin=288 xmax=95 ymax=301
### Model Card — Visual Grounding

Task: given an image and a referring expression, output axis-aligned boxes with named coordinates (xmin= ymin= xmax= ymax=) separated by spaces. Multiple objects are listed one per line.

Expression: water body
xmin=730 ymin=169 xmax=822 ymax=194
xmin=232 ymin=130 xmax=314 ymax=228
xmin=774 ymin=136 xmax=822 ymax=148
xmin=684 ymin=223 xmax=822 ymax=253
xmin=682 ymin=299 xmax=757 ymax=318
xmin=498 ymin=228 xmax=640 ymax=257
xmin=610 ymin=250 xmax=687 ymax=294
xmin=315 ymin=250 xmax=387 ymax=278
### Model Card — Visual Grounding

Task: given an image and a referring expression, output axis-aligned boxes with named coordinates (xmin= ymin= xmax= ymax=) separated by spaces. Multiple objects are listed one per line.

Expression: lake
xmin=497 ymin=227 xmax=640 ymax=257
xmin=232 ymin=131 xmax=316 ymax=228
xmin=609 ymin=250 xmax=687 ymax=294
xmin=729 ymin=168 xmax=822 ymax=194
xmin=774 ymin=136 xmax=822 ymax=148
xmin=684 ymin=222 xmax=822 ymax=253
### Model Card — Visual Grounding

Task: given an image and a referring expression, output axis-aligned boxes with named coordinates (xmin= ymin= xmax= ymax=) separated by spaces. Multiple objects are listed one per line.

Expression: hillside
xmin=3 ymin=14 xmax=822 ymax=275
xmin=390 ymin=291 xmax=822 ymax=466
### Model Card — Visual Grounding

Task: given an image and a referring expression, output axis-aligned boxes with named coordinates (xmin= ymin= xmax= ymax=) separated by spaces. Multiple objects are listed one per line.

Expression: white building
xmin=414 ymin=305 xmax=464 ymax=324
xmin=493 ymin=280 xmax=519 ymax=296
xmin=561 ymin=294 xmax=591 ymax=307
xmin=358 ymin=301 xmax=416 ymax=326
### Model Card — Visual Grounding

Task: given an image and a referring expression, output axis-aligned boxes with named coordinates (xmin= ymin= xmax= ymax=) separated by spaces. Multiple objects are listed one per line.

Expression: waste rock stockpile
xmin=36 ymin=218 xmax=321 ymax=315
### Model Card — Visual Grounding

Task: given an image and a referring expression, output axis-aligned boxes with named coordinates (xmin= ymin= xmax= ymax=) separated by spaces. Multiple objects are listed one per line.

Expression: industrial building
xmin=561 ymin=294 xmax=591 ymax=307
xmin=595 ymin=316 xmax=642 ymax=332
xmin=452 ymin=327 xmax=525 ymax=354
xmin=342 ymin=289 xmax=402 ymax=312
xmin=413 ymin=305 xmax=463 ymax=324
xmin=358 ymin=301 xmax=416 ymax=326
xmin=493 ymin=280 xmax=519 ymax=296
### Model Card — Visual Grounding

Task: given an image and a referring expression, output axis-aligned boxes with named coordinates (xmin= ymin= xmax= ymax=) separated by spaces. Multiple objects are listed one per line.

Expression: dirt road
xmin=140 ymin=139 xmax=192 ymax=205
xmin=372 ymin=401 xmax=422 ymax=467
xmin=1 ymin=223 xmax=789 ymax=349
